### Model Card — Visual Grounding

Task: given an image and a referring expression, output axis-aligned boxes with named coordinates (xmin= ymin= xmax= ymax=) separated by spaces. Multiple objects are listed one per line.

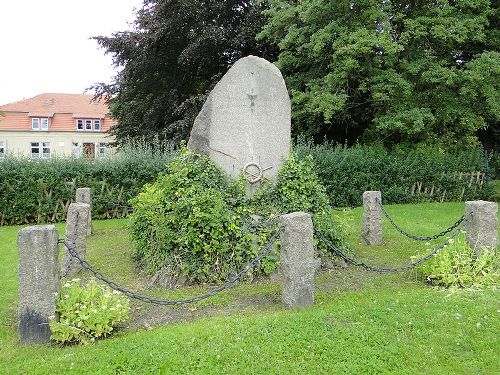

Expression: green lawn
xmin=0 ymin=202 xmax=499 ymax=374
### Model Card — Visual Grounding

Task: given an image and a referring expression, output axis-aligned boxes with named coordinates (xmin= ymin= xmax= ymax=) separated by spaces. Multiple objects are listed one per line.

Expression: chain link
xmin=60 ymin=227 xmax=283 ymax=305
xmin=376 ymin=198 xmax=466 ymax=241
xmin=315 ymin=213 xmax=470 ymax=273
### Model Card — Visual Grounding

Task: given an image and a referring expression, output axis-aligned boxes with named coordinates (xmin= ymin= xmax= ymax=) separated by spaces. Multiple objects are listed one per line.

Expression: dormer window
xmin=76 ymin=118 xmax=101 ymax=131
xmin=32 ymin=117 xmax=49 ymax=131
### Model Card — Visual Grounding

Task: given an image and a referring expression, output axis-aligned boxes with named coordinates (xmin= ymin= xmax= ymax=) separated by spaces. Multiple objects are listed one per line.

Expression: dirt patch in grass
xmin=125 ymin=292 xmax=281 ymax=331
xmin=123 ymin=264 xmax=416 ymax=331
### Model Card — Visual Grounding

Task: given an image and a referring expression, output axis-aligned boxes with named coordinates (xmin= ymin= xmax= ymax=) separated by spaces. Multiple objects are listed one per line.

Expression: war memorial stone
xmin=17 ymin=225 xmax=60 ymax=344
xmin=188 ymin=55 xmax=291 ymax=194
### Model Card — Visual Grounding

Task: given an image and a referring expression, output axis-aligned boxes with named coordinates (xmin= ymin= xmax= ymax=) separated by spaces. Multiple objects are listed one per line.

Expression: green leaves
xmin=260 ymin=0 xmax=499 ymax=147
xmin=418 ymin=236 xmax=500 ymax=289
xmin=129 ymin=148 xmax=253 ymax=284
xmin=50 ymin=279 xmax=130 ymax=345
xmin=0 ymin=144 xmax=175 ymax=225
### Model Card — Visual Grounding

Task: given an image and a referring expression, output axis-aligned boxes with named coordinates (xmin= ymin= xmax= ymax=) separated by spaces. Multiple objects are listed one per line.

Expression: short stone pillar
xmin=464 ymin=201 xmax=498 ymax=255
xmin=279 ymin=212 xmax=317 ymax=309
xmin=75 ymin=188 xmax=92 ymax=235
xmin=61 ymin=203 xmax=90 ymax=277
xmin=17 ymin=225 xmax=60 ymax=344
xmin=361 ymin=191 xmax=382 ymax=245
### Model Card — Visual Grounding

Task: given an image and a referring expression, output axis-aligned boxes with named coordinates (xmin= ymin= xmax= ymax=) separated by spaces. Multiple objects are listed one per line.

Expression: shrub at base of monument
xmin=129 ymin=147 xmax=255 ymax=284
xmin=416 ymin=236 xmax=500 ymax=289
xmin=49 ymin=279 xmax=130 ymax=345
xmin=129 ymin=147 xmax=349 ymax=286
xmin=250 ymin=154 xmax=351 ymax=259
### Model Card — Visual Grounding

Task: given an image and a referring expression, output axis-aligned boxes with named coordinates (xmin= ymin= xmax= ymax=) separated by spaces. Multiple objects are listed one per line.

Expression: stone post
xmin=361 ymin=191 xmax=382 ymax=246
xmin=76 ymin=188 xmax=92 ymax=235
xmin=61 ymin=203 xmax=90 ymax=277
xmin=279 ymin=212 xmax=317 ymax=309
xmin=464 ymin=200 xmax=498 ymax=255
xmin=17 ymin=225 xmax=60 ymax=344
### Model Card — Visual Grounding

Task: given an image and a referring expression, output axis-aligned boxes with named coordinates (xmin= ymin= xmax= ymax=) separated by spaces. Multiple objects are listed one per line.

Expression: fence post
xmin=279 ymin=212 xmax=318 ymax=309
xmin=17 ymin=225 xmax=60 ymax=344
xmin=464 ymin=200 xmax=498 ymax=256
xmin=61 ymin=203 xmax=90 ymax=277
xmin=76 ymin=188 xmax=92 ymax=236
xmin=361 ymin=191 xmax=382 ymax=245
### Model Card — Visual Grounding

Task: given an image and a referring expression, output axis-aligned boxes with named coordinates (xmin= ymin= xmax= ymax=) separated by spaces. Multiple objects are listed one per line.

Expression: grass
xmin=0 ymin=202 xmax=499 ymax=374
xmin=491 ymin=179 xmax=500 ymax=201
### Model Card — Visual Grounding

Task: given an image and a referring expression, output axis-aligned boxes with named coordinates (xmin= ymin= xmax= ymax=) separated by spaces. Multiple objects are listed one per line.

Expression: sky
xmin=0 ymin=0 xmax=143 ymax=105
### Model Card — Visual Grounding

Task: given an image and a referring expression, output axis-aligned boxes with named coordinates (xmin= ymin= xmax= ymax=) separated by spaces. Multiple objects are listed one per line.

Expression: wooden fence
xmin=409 ymin=171 xmax=485 ymax=202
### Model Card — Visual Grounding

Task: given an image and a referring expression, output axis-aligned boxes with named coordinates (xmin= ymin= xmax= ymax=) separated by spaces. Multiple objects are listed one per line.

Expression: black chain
xmin=376 ymin=198 xmax=466 ymax=241
xmin=60 ymin=227 xmax=283 ymax=305
xmin=315 ymin=214 xmax=470 ymax=273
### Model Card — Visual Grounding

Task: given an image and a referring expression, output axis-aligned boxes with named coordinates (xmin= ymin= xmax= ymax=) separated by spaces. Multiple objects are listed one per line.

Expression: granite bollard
xmin=361 ymin=191 xmax=382 ymax=245
xmin=61 ymin=203 xmax=90 ymax=277
xmin=17 ymin=225 xmax=60 ymax=344
xmin=464 ymin=200 xmax=498 ymax=255
xmin=279 ymin=212 xmax=317 ymax=308
xmin=75 ymin=188 xmax=92 ymax=235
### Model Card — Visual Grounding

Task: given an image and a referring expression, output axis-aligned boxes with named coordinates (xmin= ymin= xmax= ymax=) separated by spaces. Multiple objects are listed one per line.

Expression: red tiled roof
xmin=0 ymin=93 xmax=110 ymax=117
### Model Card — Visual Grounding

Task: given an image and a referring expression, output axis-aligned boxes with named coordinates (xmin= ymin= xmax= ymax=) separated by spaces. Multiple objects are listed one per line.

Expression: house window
xmin=97 ymin=143 xmax=108 ymax=158
xmin=32 ymin=118 xmax=49 ymax=131
xmin=0 ymin=141 xmax=5 ymax=158
xmin=42 ymin=142 xmax=51 ymax=158
xmin=31 ymin=142 xmax=51 ymax=158
xmin=72 ymin=142 xmax=80 ymax=158
xmin=76 ymin=119 xmax=102 ymax=131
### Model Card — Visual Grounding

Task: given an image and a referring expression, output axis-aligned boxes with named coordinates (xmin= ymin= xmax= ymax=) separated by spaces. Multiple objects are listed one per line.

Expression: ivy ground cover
xmin=0 ymin=202 xmax=498 ymax=374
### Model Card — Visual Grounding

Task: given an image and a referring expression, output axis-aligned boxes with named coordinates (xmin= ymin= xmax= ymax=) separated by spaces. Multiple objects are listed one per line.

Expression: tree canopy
xmin=92 ymin=0 xmax=276 ymax=144
xmin=259 ymin=0 xmax=499 ymax=148
xmin=95 ymin=0 xmax=499 ymax=149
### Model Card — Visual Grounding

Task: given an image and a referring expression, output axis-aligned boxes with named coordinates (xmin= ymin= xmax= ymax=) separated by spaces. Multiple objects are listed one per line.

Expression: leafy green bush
xmin=0 ymin=142 xmax=175 ymax=225
xmin=295 ymin=140 xmax=492 ymax=207
xmin=129 ymin=148 xmax=254 ymax=283
xmin=50 ymin=279 xmax=129 ymax=345
xmin=252 ymin=154 xmax=349 ymax=256
xmin=418 ymin=237 xmax=499 ymax=289
xmin=130 ymin=149 xmax=348 ymax=283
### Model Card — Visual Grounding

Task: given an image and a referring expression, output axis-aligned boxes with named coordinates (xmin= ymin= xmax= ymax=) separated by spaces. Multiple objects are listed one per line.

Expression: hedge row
xmin=0 ymin=141 xmax=493 ymax=225
xmin=0 ymin=144 xmax=175 ymax=225
xmin=295 ymin=141 xmax=493 ymax=207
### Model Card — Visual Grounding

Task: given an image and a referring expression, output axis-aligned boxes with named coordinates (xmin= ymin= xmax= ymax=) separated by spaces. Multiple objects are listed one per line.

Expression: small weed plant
xmin=50 ymin=279 xmax=130 ymax=345
xmin=418 ymin=236 xmax=499 ymax=289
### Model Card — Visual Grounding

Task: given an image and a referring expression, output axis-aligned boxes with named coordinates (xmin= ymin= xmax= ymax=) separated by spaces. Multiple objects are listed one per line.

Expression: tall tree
xmin=92 ymin=0 xmax=276 ymax=144
xmin=259 ymin=0 xmax=499 ymax=148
